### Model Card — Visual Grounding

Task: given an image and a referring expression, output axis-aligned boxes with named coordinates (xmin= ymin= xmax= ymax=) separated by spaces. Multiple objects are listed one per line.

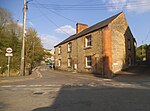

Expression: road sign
xmin=6 ymin=48 xmax=13 ymax=53
xmin=5 ymin=53 xmax=13 ymax=56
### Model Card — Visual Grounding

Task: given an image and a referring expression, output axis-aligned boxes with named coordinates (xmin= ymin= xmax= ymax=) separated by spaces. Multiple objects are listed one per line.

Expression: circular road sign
xmin=6 ymin=48 xmax=13 ymax=53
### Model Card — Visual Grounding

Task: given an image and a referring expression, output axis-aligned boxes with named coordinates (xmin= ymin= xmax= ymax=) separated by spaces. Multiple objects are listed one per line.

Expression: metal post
xmin=20 ymin=0 xmax=27 ymax=76
xmin=8 ymin=56 xmax=10 ymax=77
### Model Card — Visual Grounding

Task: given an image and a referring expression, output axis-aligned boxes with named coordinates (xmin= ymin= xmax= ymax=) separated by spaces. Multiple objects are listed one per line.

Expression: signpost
xmin=5 ymin=48 xmax=13 ymax=77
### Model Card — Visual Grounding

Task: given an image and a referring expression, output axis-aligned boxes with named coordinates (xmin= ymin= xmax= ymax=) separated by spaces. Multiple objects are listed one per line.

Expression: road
xmin=0 ymin=65 xmax=150 ymax=111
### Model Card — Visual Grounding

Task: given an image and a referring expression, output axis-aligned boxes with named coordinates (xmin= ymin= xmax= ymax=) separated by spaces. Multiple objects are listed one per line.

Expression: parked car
xmin=47 ymin=62 xmax=55 ymax=70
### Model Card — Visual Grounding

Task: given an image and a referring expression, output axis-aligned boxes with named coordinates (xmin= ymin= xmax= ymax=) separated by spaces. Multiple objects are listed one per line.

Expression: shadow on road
xmin=116 ymin=61 xmax=150 ymax=76
xmin=110 ymin=62 xmax=150 ymax=90
xmin=0 ymin=102 xmax=8 ymax=111
xmin=32 ymin=86 xmax=150 ymax=111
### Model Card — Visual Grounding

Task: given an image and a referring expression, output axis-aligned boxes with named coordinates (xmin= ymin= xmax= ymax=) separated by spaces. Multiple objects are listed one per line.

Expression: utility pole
xmin=141 ymin=41 xmax=143 ymax=61
xmin=20 ymin=0 xmax=27 ymax=76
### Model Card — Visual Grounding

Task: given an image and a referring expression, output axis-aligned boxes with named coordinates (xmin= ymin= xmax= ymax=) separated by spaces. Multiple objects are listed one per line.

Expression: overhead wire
xmin=29 ymin=0 xmax=150 ymax=6
xmin=27 ymin=0 xmax=150 ymax=40
xmin=144 ymin=30 xmax=150 ymax=42
xmin=28 ymin=1 xmax=150 ymax=10
xmin=32 ymin=3 xmax=77 ymax=23
xmin=33 ymin=3 xmax=70 ymax=36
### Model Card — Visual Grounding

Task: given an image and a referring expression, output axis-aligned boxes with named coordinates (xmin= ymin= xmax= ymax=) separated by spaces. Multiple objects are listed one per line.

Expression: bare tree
xmin=0 ymin=8 xmax=12 ymax=33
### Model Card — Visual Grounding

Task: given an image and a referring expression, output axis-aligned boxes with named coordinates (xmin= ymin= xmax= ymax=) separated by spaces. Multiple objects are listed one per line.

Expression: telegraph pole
xmin=20 ymin=0 xmax=27 ymax=76
xmin=141 ymin=41 xmax=143 ymax=61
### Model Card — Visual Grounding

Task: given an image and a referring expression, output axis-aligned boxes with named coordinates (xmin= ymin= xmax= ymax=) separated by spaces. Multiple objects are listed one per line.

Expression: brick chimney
xmin=76 ymin=23 xmax=88 ymax=34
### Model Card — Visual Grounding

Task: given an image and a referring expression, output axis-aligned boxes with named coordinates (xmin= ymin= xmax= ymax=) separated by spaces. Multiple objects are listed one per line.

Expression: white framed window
xmin=85 ymin=35 xmax=92 ymax=47
xmin=68 ymin=58 xmax=71 ymax=67
xmin=58 ymin=46 xmax=61 ymax=54
xmin=85 ymin=56 xmax=92 ymax=68
xmin=68 ymin=42 xmax=72 ymax=52
xmin=58 ymin=59 xmax=61 ymax=67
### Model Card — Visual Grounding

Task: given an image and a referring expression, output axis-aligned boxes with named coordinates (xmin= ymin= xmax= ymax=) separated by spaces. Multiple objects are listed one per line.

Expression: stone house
xmin=54 ymin=12 xmax=136 ymax=77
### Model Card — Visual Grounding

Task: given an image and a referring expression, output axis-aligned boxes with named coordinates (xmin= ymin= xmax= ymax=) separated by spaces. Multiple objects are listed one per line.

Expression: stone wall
xmin=110 ymin=13 xmax=136 ymax=73
xmin=55 ymin=30 xmax=104 ymax=74
xmin=76 ymin=30 xmax=103 ymax=74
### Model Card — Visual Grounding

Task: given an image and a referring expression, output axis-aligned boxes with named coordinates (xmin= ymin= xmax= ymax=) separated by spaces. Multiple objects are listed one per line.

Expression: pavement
xmin=0 ymin=67 xmax=42 ymax=83
xmin=1 ymin=63 xmax=150 ymax=84
xmin=0 ymin=65 xmax=108 ymax=84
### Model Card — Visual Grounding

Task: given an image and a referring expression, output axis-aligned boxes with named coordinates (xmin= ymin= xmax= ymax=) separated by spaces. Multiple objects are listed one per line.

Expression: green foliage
xmin=0 ymin=8 xmax=44 ymax=75
xmin=25 ymin=28 xmax=44 ymax=70
xmin=136 ymin=44 xmax=147 ymax=61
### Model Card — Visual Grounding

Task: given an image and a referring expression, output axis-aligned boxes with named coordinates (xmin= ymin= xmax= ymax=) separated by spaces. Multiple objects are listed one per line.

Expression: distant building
xmin=43 ymin=49 xmax=55 ymax=62
xmin=54 ymin=12 xmax=136 ymax=77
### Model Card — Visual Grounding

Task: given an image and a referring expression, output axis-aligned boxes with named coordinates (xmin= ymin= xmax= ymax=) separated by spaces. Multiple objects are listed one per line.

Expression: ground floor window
xmin=128 ymin=57 xmax=131 ymax=66
xmin=68 ymin=58 xmax=71 ymax=67
xmin=86 ymin=56 xmax=92 ymax=68
xmin=58 ymin=59 xmax=61 ymax=67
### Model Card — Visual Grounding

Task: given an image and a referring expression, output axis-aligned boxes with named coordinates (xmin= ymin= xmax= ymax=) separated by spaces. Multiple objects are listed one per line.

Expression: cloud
xmin=55 ymin=25 xmax=76 ymax=35
xmin=29 ymin=21 xmax=34 ymax=27
xmin=126 ymin=0 xmax=150 ymax=13
xmin=39 ymin=34 xmax=62 ymax=49
xmin=39 ymin=25 xmax=76 ymax=49
xmin=103 ymin=0 xmax=150 ymax=13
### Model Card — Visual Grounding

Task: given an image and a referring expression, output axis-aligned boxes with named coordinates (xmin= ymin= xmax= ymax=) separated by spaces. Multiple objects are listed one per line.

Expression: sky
xmin=0 ymin=0 xmax=150 ymax=49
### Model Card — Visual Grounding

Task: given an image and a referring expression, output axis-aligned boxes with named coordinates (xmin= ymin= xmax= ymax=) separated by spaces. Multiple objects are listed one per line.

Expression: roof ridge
xmin=54 ymin=12 xmax=123 ymax=47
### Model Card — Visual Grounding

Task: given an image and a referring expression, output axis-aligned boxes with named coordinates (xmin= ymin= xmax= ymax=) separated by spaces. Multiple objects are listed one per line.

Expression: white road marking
xmin=44 ymin=84 xmax=62 ymax=87
xmin=40 ymin=69 xmax=47 ymax=71
xmin=1 ymin=84 xmax=62 ymax=88
xmin=1 ymin=85 xmax=12 ymax=88
xmin=29 ymin=85 xmax=42 ymax=87
xmin=16 ymin=85 xmax=27 ymax=87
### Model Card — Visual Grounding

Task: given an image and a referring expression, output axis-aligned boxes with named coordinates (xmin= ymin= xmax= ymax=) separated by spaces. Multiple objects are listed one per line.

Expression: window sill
xmin=67 ymin=66 xmax=71 ymax=68
xmin=67 ymin=51 xmax=71 ymax=53
xmin=84 ymin=46 xmax=92 ymax=50
xmin=85 ymin=66 xmax=92 ymax=69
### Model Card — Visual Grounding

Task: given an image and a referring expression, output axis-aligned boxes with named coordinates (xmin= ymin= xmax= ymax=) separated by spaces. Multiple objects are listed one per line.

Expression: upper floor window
xmin=85 ymin=56 xmax=92 ymax=68
xmin=68 ymin=42 xmax=72 ymax=52
xmin=58 ymin=46 xmax=61 ymax=54
xmin=85 ymin=35 xmax=92 ymax=47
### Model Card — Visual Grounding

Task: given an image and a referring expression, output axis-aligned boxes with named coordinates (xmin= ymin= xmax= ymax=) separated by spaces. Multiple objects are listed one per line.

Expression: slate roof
xmin=54 ymin=12 xmax=122 ymax=47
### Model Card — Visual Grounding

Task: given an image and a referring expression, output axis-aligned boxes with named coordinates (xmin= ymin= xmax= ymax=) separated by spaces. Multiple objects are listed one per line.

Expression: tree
xmin=0 ymin=8 xmax=12 ymax=33
xmin=0 ymin=18 xmax=22 ymax=74
xmin=25 ymin=28 xmax=44 ymax=74
xmin=0 ymin=8 xmax=44 ymax=76
xmin=136 ymin=44 xmax=147 ymax=61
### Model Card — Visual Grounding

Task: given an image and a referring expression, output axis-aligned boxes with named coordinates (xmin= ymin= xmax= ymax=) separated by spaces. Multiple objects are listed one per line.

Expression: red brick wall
xmin=102 ymin=26 xmax=112 ymax=76
xmin=76 ymin=23 xmax=88 ymax=34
